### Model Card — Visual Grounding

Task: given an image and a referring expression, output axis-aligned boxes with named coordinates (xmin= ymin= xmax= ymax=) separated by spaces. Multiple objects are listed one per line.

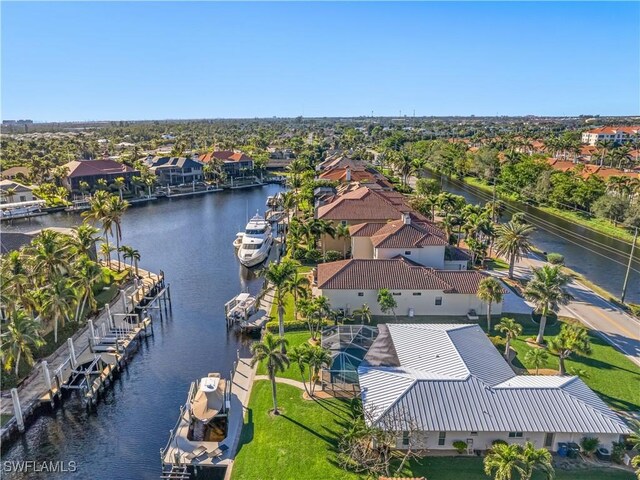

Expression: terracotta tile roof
xmin=585 ymin=126 xmax=640 ymax=135
xmin=317 ymin=186 xmax=428 ymax=222
xmin=63 ymin=160 xmax=137 ymax=178
xmin=317 ymin=258 xmax=492 ymax=294
xmin=1 ymin=166 xmax=29 ymax=179
xmin=546 ymin=159 xmax=640 ymax=180
xmin=370 ymin=220 xmax=448 ymax=248
xmin=200 ymin=151 xmax=253 ymax=163
xmin=349 ymin=222 xmax=387 ymax=237
xmin=446 ymin=245 xmax=471 ymax=261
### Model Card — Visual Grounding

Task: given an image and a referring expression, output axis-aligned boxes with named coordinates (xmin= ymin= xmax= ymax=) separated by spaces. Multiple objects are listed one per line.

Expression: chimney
xmin=402 ymin=213 xmax=411 ymax=225
xmin=345 ymin=166 xmax=351 ymax=182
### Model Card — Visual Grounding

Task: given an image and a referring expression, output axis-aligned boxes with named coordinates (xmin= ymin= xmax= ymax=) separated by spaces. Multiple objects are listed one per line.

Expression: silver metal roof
xmin=359 ymin=323 xmax=630 ymax=435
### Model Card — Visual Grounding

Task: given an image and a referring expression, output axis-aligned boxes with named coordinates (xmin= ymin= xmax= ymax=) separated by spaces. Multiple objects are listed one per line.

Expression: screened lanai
xmin=321 ymin=325 xmax=378 ymax=385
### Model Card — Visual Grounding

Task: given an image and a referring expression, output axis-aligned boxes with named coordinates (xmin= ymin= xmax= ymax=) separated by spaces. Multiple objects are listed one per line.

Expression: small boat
xmin=161 ymin=373 xmax=231 ymax=472
xmin=225 ymin=292 xmax=257 ymax=322
xmin=237 ymin=212 xmax=273 ymax=267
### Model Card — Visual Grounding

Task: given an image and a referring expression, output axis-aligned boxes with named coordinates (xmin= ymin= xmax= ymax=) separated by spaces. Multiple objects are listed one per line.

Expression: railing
xmin=160 ymin=404 xmax=187 ymax=465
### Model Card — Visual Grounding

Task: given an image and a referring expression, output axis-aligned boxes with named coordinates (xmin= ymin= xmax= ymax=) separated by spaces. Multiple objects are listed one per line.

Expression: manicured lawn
xmin=256 ymin=331 xmax=314 ymax=381
xmin=504 ymin=315 xmax=640 ymax=411
xmin=232 ymin=381 xmax=360 ymax=480
xmin=1 ymin=414 xmax=14 ymax=427
xmin=232 ymin=382 xmax=634 ymax=480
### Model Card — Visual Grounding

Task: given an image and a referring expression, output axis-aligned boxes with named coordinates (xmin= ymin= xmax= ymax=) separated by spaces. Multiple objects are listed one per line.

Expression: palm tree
xmin=28 ymin=230 xmax=70 ymax=279
xmin=3 ymin=187 xmax=17 ymax=203
xmin=483 ymin=443 xmax=525 ymax=480
xmin=519 ymin=442 xmax=554 ymax=480
xmin=547 ymin=323 xmax=592 ymax=375
xmin=100 ymin=243 xmax=115 ymax=263
xmin=288 ymin=344 xmax=311 ymax=395
xmin=112 ymin=176 xmax=126 ymax=200
xmin=352 ymin=304 xmax=372 ymax=324
xmin=524 ymin=265 xmax=571 ymax=345
xmin=83 ymin=191 xmax=113 ymax=262
xmin=1 ymin=251 xmax=29 ymax=314
xmin=477 ymin=277 xmax=504 ymax=332
xmin=40 ymin=276 xmax=76 ymax=343
xmin=250 ymin=333 xmax=289 ymax=414
xmin=108 ymin=195 xmax=129 ymax=270
xmin=71 ymin=257 xmax=103 ymax=322
xmin=307 ymin=345 xmax=332 ymax=396
xmin=496 ymin=317 xmax=523 ymax=358
xmin=335 ymin=223 xmax=351 ymax=258
xmin=284 ymin=271 xmax=309 ymax=321
xmin=494 ymin=221 xmax=535 ymax=279
xmin=524 ymin=347 xmax=548 ymax=375
xmin=377 ymin=289 xmax=397 ymax=320
xmin=262 ymin=259 xmax=297 ymax=341
xmin=71 ymin=224 xmax=100 ymax=258
xmin=119 ymin=245 xmax=141 ymax=276
xmin=1 ymin=311 xmax=45 ymax=376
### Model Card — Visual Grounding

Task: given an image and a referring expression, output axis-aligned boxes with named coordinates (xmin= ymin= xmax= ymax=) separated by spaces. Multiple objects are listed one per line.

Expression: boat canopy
xmin=191 ymin=374 xmax=226 ymax=422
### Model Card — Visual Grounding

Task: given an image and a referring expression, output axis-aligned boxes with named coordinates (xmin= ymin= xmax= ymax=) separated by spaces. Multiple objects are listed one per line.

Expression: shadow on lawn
xmin=280 ymin=414 xmax=336 ymax=445
xmin=235 ymin=408 xmax=254 ymax=456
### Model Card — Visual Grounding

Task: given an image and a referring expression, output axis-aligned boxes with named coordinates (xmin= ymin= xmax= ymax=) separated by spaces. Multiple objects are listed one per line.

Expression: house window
xmin=508 ymin=432 xmax=523 ymax=438
xmin=470 ymin=431 xmax=478 ymax=436
xmin=392 ymin=292 xmax=401 ymax=296
xmin=438 ymin=431 xmax=446 ymax=446
xmin=341 ymin=220 xmax=348 ymax=226
xmin=544 ymin=432 xmax=554 ymax=448
xmin=435 ymin=297 xmax=442 ymax=306
xmin=412 ymin=292 xmax=421 ymax=296
xmin=357 ymin=292 xmax=364 ymax=297
xmin=402 ymin=431 xmax=410 ymax=446
xmin=404 ymin=251 xmax=411 ymax=255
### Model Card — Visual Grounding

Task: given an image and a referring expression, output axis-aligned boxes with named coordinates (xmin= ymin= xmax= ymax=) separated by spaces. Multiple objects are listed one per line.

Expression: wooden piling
xmin=11 ymin=388 xmax=24 ymax=433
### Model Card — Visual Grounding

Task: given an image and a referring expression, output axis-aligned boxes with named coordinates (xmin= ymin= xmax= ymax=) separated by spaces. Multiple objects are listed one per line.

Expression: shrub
xmin=452 ymin=440 xmax=467 ymax=454
xmin=291 ymin=248 xmax=307 ymax=261
xmin=324 ymin=250 xmax=343 ymax=262
xmin=488 ymin=335 xmax=506 ymax=351
xmin=305 ymin=249 xmax=323 ymax=264
xmin=580 ymin=436 xmax=600 ymax=456
xmin=492 ymin=439 xmax=508 ymax=448
xmin=611 ymin=441 xmax=625 ymax=464
xmin=547 ymin=253 xmax=565 ymax=265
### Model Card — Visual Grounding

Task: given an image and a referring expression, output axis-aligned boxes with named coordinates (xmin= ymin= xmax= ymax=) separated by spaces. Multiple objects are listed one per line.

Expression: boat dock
xmin=0 ymin=263 xmax=172 ymax=444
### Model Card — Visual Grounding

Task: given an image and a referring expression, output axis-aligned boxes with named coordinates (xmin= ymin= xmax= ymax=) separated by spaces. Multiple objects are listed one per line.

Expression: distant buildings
xmin=1 ymin=166 xmax=30 ymax=181
xmin=581 ymin=126 xmax=639 ymax=146
xmin=199 ymin=151 xmax=254 ymax=177
xmin=359 ymin=323 xmax=629 ymax=452
xmin=0 ymin=180 xmax=36 ymax=204
xmin=61 ymin=159 xmax=138 ymax=191
xmin=145 ymin=156 xmax=204 ymax=186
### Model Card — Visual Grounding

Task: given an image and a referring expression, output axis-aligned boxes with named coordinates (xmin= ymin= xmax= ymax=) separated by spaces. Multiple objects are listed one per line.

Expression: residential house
xmin=349 ymin=214 xmax=469 ymax=270
xmin=316 ymin=185 xmax=428 ymax=252
xmin=581 ymin=126 xmax=640 ymax=146
xmin=1 ymin=166 xmax=29 ymax=181
xmin=314 ymin=257 xmax=501 ymax=317
xmin=358 ymin=323 xmax=629 ymax=452
xmin=199 ymin=151 xmax=254 ymax=178
xmin=319 ymin=165 xmax=393 ymax=190
xmin=0 ymin=180 xmax=36 ymax=204
xmin=146 ymin=156 xmax=204 ymax=186
xmin=62 ymin=159 xmax=138 ymax=191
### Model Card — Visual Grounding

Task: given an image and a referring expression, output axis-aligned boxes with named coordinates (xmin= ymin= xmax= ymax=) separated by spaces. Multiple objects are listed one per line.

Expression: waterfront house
xmin=62 ymin=159 xmax=138 ymax=192
xmin=0 ymin=166 xmax=30 ymax=181
xmin=199 ymin=151 xmax=254 ymax=177
xmin=145 ymin=156 xmax=204 ymax=186
xmin=349 ymin=214 xmax=469 ymax=270
xmin=581 ymin=126 xmax=640 ymax=146
xmin=316 ymin=185 xmax=429 ymax=252
xmin=313 ymin=257 xmax=500 ymax=317
xmin=0 ymin=180 xmax=36 ymax=204
xmin=319 ymin=165 xmax=393 ymax=190
xmin=358 ymin=323 xmax=630 ymax=452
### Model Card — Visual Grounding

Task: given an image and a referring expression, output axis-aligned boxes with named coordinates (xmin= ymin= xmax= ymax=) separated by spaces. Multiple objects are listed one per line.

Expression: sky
xmin=1 ymin=2 xmax=639 ymax=121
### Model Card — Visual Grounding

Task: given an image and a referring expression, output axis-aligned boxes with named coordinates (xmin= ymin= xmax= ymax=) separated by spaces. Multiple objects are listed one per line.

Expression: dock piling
xmin=42 ymin=361 xmax=53 ymax=392
xmin=67 ymin=338 xmax=78 ymax=369
xmin=11 ymin=388 xmax=24 ymax=433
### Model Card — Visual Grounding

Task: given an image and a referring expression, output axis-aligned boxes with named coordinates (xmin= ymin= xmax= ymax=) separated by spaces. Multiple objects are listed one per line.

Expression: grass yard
xmin=256 ymin=331 xmax=314 ymax=381
xmin=231 ymin=381 xmax=634 ymax=480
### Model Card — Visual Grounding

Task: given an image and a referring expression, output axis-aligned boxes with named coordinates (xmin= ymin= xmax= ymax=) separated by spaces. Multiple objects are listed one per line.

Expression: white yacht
xmin=236 ymin=212 xmax=273 ymax=267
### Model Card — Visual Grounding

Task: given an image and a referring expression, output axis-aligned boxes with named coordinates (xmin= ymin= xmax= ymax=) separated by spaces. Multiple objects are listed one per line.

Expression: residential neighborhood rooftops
xmin=1 ymin=166 xmax=29 ymax=179
xmin=0 ymin=179 xmax=34 ymax=193
xmin=358 ymin=323 xmax=630 ymax=434
xmin=370 ymin=219 xmax=448 ymax=248
xmin=199 ymin=151 xmax=253 ymax=163
xmin=316 ymin=257 xmax=495 ymax=294
xmin=147 ymin=156 xmax=203 ymax=169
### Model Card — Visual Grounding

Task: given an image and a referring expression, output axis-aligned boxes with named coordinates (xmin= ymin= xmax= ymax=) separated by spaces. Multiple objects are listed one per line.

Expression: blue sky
xmin=2 ymin=2 xmax=639 ymax=121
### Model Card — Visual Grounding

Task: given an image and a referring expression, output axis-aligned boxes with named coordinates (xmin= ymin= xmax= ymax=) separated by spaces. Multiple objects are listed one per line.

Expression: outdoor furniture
xmin=185 ymin=445 xmax=207 ymax=461
xmin=207 ymin=443 xmax=229 ymax=459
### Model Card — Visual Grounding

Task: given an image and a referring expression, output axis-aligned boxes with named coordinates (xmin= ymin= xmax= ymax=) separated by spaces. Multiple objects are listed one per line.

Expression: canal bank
xmin=416 ymin=170 xmax=640 ymax=305
xmin=0 ymin=184 xmax=284 ymax=480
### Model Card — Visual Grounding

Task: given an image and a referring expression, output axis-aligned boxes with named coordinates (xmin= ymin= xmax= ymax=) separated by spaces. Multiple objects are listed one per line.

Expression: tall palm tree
xmin=335 ymin=223 xmax=351 ymax=258
xmin=261 ymin=259 xmax=297 ymax=341
xmin=71 ymin=224 xmax=100 ymax=258
xmin=524 ymin=265 xmax=571 ymax=345
xmin=284 ymin=273 xmax=309 ymax=321
xmin=28 ymin=230 xmax=70 ymax=279
xmin=108 ymin=195 xmax=129 ymax=270
xmin=494 ymin=221 xmax=535 ymax=279
xmin=1 ymin=311 xmax=45 ymax=376
xmin=40 ymin=276 xmax=76 ymax=343
xmin=307 ymin=345 xmax=332 ymax=396
xmin=547 ymin=323 xmax=592 ymax=375
xmin=250 ymin=333 xmax=289 ymax=414
xmin=100 ymin=243 xmax=115 ymax=263
xmin=288 ymin=344 xmax=311 ymax=396
xmin=496 ymin=317 xmax=523 ymax=358
xmin=477 ymin=277 xmax=504 ymax=332
xmin=1 ymin=251 xmax=29 ymax=314
xmin=483 ymin=443 xmax=525 ymax=480
xmin=120 ymin=245 xmax=141 ymax=276
xmin=71 ymin=257 xmax=103 ymax=322
xmin=525 ymin=347 xmax=549 ymax=375
xmin=83 ymin=191 xmax=113 ymax=262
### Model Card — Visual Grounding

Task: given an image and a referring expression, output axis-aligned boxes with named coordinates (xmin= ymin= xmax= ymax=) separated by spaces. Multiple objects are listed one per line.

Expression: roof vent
xmin=402 ymin=213 xmax=411 ymax=225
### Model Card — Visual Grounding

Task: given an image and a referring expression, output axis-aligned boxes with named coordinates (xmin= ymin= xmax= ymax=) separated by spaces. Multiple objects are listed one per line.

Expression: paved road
xmin=512 ymin=253 xmax=640 ymax=368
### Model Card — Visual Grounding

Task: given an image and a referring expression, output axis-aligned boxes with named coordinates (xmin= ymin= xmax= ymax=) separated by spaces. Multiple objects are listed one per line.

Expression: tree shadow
xmin=280 ymin=414 xmax=336 ymax=445
xmin=234 ymin=407 xmax=254 ymax=456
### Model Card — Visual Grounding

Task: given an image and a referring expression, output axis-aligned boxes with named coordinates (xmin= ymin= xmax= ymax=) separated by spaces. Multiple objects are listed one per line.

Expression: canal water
xmin=422 ymin=171 xmax=640 ymax=304
xmin=1 ymin=185 xmax=283 ymax=479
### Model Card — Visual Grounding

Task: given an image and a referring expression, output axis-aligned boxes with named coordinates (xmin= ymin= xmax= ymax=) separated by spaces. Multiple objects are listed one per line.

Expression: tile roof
xmin=1 ymin=166 xmax=29 ymax=179
xmin=0 ymin=180 xmax=33 ymax=193
xmin=199 ymin=151 xmax=253 ymax=163
xmin=370 ymin=220 xmax=448 ymax=248
xmin=585 ymin=126 xmax=639 ymax=135
xmin=63 ymin=160 xmax=137 ymax=178
xmin=349 ymin=222 xmax=387 ymax=237
xmin=316 ymin=257 xmax=492 ymax=294
xmin=359 ymin=324 xmax=630 ymax=435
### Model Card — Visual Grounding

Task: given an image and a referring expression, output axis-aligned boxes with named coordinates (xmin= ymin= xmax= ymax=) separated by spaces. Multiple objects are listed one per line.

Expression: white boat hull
xmin=237 ymin=237 xmax=272 ymax=267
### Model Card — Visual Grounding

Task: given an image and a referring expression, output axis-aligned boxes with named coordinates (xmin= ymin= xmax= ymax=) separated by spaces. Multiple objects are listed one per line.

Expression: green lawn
xmin=232 ymin=381 xmax=634 ymax=480
xmin=256 ymin=331 xmax=313 ymax=381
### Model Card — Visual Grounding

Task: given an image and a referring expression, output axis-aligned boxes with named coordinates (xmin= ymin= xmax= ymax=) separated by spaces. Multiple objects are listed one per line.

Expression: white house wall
xmin=444 ymin=260 xmax=469 ymax=271
xmin=351 ymin=237 xmax=374 ymax=259
xmin=318 ymin=288 xmax=502 ymax=316
xmin=375 ymin=246 xmax=445 ymax=269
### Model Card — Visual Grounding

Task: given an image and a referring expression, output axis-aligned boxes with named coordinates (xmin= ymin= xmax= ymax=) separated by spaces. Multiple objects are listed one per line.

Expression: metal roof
xmin=359 ymin=323 xmax=630 ymax=435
